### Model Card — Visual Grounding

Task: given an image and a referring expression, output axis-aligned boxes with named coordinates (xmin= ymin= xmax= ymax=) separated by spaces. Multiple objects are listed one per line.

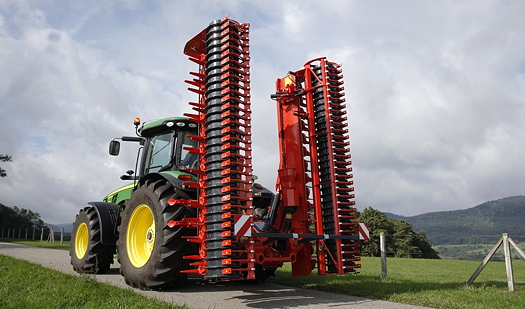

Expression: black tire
xmin=70 ymin=206 xmax=115 ymax=273
xmin=117 ymin=178 xmax=198 ymax=290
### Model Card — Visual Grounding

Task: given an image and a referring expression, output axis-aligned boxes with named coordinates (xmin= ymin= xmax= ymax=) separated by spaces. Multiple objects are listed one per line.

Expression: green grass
xmin=0 ymin=254 xmax=187 ymax=309
xmin=267 ymin=257 xmax=525 ymax=309
xmin=0 ymin=238 xmax=70 ymax=251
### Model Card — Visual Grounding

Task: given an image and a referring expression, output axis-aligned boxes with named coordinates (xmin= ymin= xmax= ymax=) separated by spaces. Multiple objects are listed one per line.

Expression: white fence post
xmin=380 ymin=232 xmax=387 ymax=280
xmin=60 ymin=228 xmax=64 ymax=245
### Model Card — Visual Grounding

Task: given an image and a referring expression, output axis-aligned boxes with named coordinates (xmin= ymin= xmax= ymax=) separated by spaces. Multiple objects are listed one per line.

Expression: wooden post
xmin=467 ymin=236 xmax=503 ymax=286
xmin=509 ymin=238 xmax=525 ymax=260
xmin=380 ymin=232 xmax=387 ymax=280
xmin=48 ymin=229 xmax=55 ymax=243
xmin=503 ymin=233 xmax=515 ymax=291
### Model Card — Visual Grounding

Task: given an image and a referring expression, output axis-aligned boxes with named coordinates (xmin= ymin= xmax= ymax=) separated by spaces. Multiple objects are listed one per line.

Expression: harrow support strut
xmin=273 ymin=58 xmax=360 ymax=275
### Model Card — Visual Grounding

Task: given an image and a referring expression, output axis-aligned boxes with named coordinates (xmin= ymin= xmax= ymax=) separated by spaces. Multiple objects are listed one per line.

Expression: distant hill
xmin=386 ymin=196 xmax=525 ymax=245
xmin=45 ymin=223 xmax=73 ymax=233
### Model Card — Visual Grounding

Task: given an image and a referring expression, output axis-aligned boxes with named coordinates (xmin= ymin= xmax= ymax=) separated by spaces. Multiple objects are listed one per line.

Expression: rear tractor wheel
xmin=70 ymin=206 xmax=116 ymax=273
xmin=117 ymin=178 xmax=197 ymax=290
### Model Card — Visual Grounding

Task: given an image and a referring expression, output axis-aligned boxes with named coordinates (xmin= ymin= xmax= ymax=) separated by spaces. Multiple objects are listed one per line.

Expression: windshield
xmin=178 ymin=131 xmax=199 ymax=169
xmin=143 ymin=132 xmax=173 ymax=174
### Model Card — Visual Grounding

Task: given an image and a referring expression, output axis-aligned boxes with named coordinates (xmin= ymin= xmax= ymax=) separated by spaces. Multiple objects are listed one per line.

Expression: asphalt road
xmin=0 ymin=242 xmax=432 ymax=309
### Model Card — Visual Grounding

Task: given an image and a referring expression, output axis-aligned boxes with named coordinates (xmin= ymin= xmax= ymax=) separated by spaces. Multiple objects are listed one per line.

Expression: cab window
xmin=178 ymin=131 xmax=199 ymax=169
xmin=143 ymin=132 xmax=173 ymax=174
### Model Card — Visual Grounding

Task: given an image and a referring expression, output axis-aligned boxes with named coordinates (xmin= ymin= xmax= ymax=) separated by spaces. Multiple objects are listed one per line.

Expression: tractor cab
xmin=109 ymin=117 xmax=199 ymax=180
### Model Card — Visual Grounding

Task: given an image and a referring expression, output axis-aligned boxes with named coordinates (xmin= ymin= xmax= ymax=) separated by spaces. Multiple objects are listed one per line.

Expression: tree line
xmin=358 ymin=207 xmax=440 ymax=259
xmin=0 ymin=203 xmax=46 ymax=230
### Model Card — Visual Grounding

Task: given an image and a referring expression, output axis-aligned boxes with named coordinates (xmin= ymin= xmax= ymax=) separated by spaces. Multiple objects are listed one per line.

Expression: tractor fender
xmin=87 ymin=201 xmax=120 ymax=246
xmin=138 ymin=173 xmax=195 ymax=200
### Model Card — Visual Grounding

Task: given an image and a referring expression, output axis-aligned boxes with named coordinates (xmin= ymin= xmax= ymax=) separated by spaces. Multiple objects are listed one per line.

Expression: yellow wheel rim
xmin=75 ymin=223 xmax=89 ymax=259
xmin=127 ymin=204 xmax=155 ymax=268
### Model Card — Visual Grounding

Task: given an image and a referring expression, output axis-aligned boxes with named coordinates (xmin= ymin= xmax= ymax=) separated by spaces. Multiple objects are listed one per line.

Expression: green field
xmin=435 ymin=243 xmax=525 ymax=262
xmin=268 ymin=257 xmax=525 ymax=309
xmin=0 ymin=254 xmax=187 ymax=309
xmin=0 ymin=238 xmax=70 ymax=251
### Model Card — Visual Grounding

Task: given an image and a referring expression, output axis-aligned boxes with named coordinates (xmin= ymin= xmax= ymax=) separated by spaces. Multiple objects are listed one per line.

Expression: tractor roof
xmin=139 ymin=116 xmax=198 ymax=136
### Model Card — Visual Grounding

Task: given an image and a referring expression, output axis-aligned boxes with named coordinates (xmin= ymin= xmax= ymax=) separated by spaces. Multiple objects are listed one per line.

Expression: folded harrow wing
xmin=180 ymin=16 xmax=362 ymax=281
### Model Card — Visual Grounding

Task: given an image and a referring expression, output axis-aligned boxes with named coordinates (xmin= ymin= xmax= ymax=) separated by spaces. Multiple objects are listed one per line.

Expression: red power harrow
xmin=175 ymin=16 xmax=363 ymax=281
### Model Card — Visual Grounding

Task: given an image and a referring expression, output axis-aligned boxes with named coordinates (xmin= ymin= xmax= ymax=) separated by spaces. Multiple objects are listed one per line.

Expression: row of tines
xmin=311 ymin=60 xmax=360 ymax=273
xmin=201 ymin=18 xmax=253 ymax=280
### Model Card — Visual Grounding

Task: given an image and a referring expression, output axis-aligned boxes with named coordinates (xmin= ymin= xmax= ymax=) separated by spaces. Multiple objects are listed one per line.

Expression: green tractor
xmin=69 ymin=117 xmax=275 ymax=289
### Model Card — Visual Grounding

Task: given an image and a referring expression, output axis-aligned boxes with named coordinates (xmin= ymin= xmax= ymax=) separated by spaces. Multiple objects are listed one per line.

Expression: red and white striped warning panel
xmin=358 ymin=223 xmax=370 ymax=241
xmin=234 ymin=214 xmax=252 ymax=237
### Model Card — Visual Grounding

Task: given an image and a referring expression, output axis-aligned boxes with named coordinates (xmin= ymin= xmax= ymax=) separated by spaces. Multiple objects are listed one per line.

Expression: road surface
xmin=0 ymin=242 xmax=432 ymax=309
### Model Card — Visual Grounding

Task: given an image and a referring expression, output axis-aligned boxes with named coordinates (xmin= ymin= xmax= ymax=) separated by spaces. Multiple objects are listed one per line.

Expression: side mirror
xmin=109 ymin=140 xmax=121 ymax=156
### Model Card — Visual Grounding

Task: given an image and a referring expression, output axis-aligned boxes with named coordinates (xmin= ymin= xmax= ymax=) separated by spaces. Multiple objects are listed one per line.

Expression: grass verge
xmin=0 ymin=254 xmax=187 ymax=309
xmin=0 ymin=238 xmax=70 ymax=251
xmin=267 ymin=257 xmax=525 ymax=309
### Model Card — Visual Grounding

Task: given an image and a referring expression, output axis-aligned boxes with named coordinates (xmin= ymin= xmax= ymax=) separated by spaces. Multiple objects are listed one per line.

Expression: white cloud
xmin=1 ymin=0 xmax=525 ymax=225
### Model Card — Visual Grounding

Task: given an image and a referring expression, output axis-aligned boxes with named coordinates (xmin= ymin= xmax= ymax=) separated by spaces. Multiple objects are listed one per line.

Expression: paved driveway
xmin=0 ymin=242 xmax=432 ymax=309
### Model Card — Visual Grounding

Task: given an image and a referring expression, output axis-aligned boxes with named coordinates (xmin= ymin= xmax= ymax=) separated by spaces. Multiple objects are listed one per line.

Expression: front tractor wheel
xmin=117 ymin=178 xmax=197 ymax=290
xmin=70 ymin=206 xmax=115 ymax=273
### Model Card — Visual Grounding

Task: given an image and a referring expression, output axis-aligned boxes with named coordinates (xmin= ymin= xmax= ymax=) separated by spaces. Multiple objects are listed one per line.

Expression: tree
xmin=0 ymin=203 xmax=45 ymax=229
xmin=1 ymin=154 xmax=12 ymax=178
xmin=358 ymin=207 xmax=440 ymax=259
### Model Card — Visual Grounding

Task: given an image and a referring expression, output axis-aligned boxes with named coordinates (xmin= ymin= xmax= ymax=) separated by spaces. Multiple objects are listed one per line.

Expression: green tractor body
xmin=70 ymin=116 xmax=275 ymax=286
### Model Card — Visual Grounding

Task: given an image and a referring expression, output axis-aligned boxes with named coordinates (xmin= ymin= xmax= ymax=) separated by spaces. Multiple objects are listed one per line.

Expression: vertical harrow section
xmin=202 ymin=17 xmax=253 ymax=280
xmin=306 ymin=59 xmax=359 ymax=274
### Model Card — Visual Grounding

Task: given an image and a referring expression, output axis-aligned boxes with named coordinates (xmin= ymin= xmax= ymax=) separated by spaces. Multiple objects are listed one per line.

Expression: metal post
xmin=503 ymin=233 xmax=515 ymax=291
xmin=380 ymin=232 xmax=387 ymax=280
xmin=60 ymin=228 xmax=64 ymax=244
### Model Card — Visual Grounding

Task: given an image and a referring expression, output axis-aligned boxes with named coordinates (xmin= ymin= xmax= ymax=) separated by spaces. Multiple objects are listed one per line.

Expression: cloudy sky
xmin=1 ymin=0 xmax=525 ymax=225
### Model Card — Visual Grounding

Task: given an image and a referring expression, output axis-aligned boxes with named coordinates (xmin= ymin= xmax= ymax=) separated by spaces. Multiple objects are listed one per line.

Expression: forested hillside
xmin=386 ymin=196 xmax=525 ymax=245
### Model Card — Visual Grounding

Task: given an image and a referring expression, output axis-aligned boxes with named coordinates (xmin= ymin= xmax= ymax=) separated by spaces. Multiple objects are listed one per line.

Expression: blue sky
xmin=1 ymin=0 xmax=525 ymax=224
